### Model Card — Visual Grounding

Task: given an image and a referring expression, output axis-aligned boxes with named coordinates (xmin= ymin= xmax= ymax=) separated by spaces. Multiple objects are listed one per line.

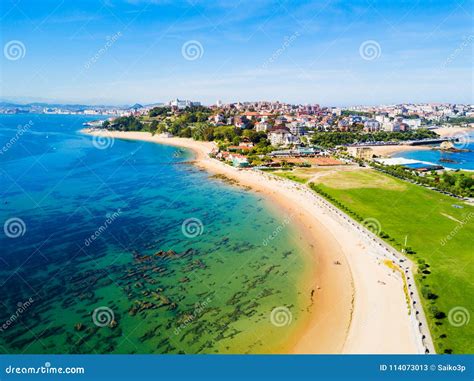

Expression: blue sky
xmin=1 ymin=0 xmax=472 ymax=106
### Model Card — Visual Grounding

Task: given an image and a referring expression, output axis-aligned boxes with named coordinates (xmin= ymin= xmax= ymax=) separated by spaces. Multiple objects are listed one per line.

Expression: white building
xmin=83 ymin=109 xmax=100 ymax=115
xmin=212 ymin=114 xmax=225 ymax=124
xmin=255 ymin=121 xmax=270 ymax=132
xmin=288 ymin=122 xmax=306 ymax=136
xmin=402 ymin=118 xmax=422 ymax=129
xmin=375 ymin=114 xmax=390 ymax=124
xmin=169 ymin=98 xmax=201 ymax=109
xmin=383 ymin=122 xmax=400 ymax=132
xmin=383 ymin=122 xmax=409 ymax=132
xmin=363 ymin=119 xmax=381 ymax=132
xmin=268 ymin=128 xmax=300 ymax=146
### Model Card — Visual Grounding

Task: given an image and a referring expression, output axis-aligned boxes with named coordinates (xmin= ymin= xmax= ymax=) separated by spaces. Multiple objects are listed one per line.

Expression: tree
xmin=107 ymin=116 xmax=144 ymax=131
xmin=232 ymin=136 xmax=240 ymax=145
xmin=149 ymin=107 xmax=171 ymax=117
xmin=178 ymin=127 xmax=192 ymax=138
xmin=149 ymin=120 xmax=159 ymax=135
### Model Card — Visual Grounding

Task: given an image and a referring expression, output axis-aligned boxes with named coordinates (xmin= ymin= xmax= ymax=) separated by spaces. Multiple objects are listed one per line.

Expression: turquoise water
xmin=393 ymin=131 xmax=474 ymax=170
xmin=0 ymin=114 xmax=311 ymax=354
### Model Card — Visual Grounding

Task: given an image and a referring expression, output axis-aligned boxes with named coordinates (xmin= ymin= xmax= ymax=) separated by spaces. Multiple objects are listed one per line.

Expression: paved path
xmin=260 ymin=170 xmax=436 ymax=354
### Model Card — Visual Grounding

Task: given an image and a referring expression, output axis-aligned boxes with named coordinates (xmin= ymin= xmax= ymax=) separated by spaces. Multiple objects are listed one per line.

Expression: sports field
xmin=275 ymin=167 xmax=474 ymax=354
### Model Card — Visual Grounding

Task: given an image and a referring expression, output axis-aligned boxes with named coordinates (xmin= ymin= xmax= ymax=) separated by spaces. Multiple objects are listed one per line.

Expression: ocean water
xmin=393 ymin=131 xmax=474 ymax=170
xmin=0 ymin=114 xmax=311 ymax=354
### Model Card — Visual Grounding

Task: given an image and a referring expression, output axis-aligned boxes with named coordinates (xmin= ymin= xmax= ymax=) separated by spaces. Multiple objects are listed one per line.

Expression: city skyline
xmin=1 ymin=0 xmax=473 ymax=106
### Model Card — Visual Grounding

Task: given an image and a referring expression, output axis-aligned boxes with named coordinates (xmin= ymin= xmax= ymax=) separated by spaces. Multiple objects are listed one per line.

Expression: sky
xmin=0 ymin=0 xmax=472 ymax=106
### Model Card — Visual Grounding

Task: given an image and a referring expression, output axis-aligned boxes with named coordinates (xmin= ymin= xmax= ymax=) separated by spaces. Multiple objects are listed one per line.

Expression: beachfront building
xmin=229 ymin=154 xmax=249 ymax=168
xmin=215 ymin=151 xmax=230 ymax=161
xmin=227 ymin=142 xmax=253 ymax=153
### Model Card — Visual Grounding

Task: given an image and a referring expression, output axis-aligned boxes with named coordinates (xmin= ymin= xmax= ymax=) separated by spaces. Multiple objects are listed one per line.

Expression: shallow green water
xmin=0 ymin=114 xmax=311 ymax=354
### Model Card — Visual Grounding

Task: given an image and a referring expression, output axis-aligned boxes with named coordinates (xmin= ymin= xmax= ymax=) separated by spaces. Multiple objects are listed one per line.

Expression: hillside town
xmin=4 ymin=99 xmax=473 ymax=174
xmin=2 ymin=99 xmax=473 ymax=129
xmin=76 ymin=99 xmax=472 ymax=198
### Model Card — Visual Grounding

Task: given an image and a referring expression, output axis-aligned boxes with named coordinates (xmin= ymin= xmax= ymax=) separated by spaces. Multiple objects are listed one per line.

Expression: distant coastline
xmin=359 ymin=127 xmax=473 ymax=159
xmin=82 ymin=128 xmax=424 ymax=354
xmin=390 ymin=127 xmax=474 ymax=171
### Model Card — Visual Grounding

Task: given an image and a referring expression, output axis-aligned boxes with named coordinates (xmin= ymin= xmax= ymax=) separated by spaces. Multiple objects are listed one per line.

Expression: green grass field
xmin=278 ymin=167 xmax=474 ymax=353
xmin=273 ymin=171 xmax=308 ymax=184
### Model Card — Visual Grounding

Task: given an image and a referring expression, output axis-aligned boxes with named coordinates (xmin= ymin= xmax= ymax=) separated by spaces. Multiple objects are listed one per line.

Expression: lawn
xmin=273 ymin=171 xmax=308 ymax=184
xmin=303 ymin=168 xmax=473 ymax=353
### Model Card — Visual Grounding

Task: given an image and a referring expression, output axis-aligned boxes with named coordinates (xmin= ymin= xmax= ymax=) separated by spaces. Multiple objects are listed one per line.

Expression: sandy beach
xmin=433 ymin=126 xmax=473 ymax=137
xmin=354 ymin=127 xmax=473 ymax=157
xmin=82 ymin=129 xmax=426 ymax=354
xmin=369 ymin=144 xmax=432 ymax=157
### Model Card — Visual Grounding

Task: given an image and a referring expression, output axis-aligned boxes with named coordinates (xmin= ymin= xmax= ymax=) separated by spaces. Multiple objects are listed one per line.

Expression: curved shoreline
xmin=363 ymin=127 xmax=473 ymax=158
xmin=82 ymin=129 xmax=422 ymax=354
